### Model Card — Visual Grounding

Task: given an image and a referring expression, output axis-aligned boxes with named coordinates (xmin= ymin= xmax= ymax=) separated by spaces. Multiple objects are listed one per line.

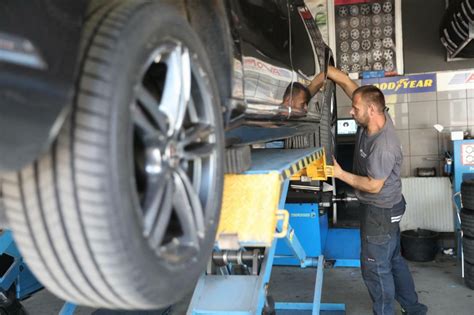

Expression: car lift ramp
xmin=187 ymin=147 xmax=345 ymax=315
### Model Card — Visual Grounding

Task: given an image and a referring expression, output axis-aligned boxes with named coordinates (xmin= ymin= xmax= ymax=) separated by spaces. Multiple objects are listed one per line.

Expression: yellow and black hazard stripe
xmin=281 ymin=149 xmax=325 ymax=180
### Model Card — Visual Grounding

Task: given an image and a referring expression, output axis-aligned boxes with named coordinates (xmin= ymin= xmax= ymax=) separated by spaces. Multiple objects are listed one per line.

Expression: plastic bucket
xmin=401 ymin=229 xmax=439 ymax=262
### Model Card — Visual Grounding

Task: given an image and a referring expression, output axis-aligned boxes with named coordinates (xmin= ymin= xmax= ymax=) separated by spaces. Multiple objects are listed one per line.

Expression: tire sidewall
xmin=320 ymin=80 xmax=336 ymax=164
xmin=99 ymin=3 xmax=223 ymax=302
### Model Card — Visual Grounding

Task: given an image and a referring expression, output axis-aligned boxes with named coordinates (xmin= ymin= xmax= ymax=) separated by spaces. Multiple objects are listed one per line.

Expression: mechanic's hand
xmin=327 ymin=65 xmax=337 ymax=76
xmin=332 ymin=156 xmax=343 ymax=179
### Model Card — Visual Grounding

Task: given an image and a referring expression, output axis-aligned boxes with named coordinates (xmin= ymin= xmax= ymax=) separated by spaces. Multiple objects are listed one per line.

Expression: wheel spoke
xmin=136 ymin=85 xmax=169 ymax=133
xmin=147 ymin=181 xmax=174 ymax=250
xmin=192 ymin=157 xmax=202 ymax=195
xmin=183 ymin=143 xmax=215 ymax=160
xmin=160 ymin=44 xmax=191 ymax=137
xmin=143 ymin=170 xmax=171 ymax=237
xmin=173 ymin=167 xmax=205 ymax=248
xmin=177 ymin=167 xmax=205 ymax=237
xmin=187 ymin=96 xmax=199 ymax=123
xmin=132 ymin=102 xmax=159 ymax=137
xmin=178 ymin=123 xmax=215 ymax=160
xmin=181 ymin=123 xmax=214 ymax=147
xmin=143 ymin=145 xmax=166 ymax=175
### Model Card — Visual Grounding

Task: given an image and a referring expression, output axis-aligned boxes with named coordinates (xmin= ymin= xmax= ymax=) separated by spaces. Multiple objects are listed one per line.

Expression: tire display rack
xmin=440 ymin=0 xmax=474 ymax=60
xmin=331 ymin=0 xmax=403 ymax=76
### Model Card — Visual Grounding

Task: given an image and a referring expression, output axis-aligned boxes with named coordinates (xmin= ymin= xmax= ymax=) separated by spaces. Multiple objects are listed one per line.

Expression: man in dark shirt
xmin=315 ymin=66 xmax=427 ymax=315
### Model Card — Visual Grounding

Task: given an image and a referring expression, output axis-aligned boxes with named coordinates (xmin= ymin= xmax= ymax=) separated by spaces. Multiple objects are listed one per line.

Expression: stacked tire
xmin=439 ymin=0 xmax=474 ymax=58
xmin=461 ymin=180 xmax=474 ymax=289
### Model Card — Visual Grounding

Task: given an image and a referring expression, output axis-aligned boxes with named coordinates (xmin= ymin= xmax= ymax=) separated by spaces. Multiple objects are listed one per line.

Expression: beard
xmin=353 ymin=111 xmax=369 ymax=127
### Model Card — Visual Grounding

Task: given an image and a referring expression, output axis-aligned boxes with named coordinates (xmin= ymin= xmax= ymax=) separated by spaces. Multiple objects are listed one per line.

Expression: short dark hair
xmin=353 ymin=85 xmax=385 ymax=112
xmin=283 ymin=82 xmax=311 ymax=104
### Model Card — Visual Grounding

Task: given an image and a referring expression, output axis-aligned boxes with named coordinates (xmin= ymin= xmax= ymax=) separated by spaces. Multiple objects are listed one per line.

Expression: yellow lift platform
xmin=187 ymin=147 xmax=345 ymax=315
xmin=216 ymin=147 xmax=333 ymax=249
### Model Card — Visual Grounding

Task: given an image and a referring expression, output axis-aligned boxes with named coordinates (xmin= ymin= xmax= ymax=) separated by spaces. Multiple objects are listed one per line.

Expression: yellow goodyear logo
xmin=362 ymin=73 xmax=436 ymax=95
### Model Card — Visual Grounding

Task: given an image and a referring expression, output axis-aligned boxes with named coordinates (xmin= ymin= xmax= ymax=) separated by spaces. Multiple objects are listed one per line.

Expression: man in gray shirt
xmin=315 ymin=66 xmax=427 ymax=315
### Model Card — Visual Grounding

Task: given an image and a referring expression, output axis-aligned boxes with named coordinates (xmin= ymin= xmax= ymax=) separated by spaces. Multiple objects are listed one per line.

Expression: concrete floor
xmin=20 ymin=254 xmax=473 ymax=315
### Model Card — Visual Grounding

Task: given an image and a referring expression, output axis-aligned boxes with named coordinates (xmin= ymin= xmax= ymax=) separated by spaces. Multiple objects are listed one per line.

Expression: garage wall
xmin=329 ymin=0 xmax=474 ymax=177
xmin=400 ymin=177 xmax=454 ymax=232
xmin=325 ymin=0 xmax=474 ymax=73
xmin=402 ymin=0 xmax=474 ymax=73
xmin=336 ymin=72 xmax=474 ymax=177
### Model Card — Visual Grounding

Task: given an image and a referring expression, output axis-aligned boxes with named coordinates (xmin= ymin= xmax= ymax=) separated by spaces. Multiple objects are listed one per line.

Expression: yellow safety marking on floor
xmin=216 ymin=172 xmax=282 ymax=249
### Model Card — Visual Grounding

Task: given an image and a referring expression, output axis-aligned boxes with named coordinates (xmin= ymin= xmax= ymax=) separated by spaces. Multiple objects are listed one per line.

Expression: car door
xmin=229 ymin=0 xmax=293 ymax=118
xmin=290 ymin=1 xmax=336 ymax=162
xmin=290 ymin=1 xmax=326 ymax=119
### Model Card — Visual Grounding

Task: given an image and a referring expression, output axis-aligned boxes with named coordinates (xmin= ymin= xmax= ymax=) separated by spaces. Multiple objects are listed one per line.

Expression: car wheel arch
xmin=184 ymin=0 xmax=234 ymax=120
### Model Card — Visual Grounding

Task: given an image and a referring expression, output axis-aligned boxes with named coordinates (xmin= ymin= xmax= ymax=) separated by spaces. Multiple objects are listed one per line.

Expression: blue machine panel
xmin=274 ymin=204 xmax=328 ymax=266
xmin=0 ymin=230 xmax=42 ymax=300
xmin=453 ymin=139 xmax=474 ymax=196
xmin=324 ymin=229 xmax=361 ymax=267
xmin=274 ymin=203 xmax=360 ymax=267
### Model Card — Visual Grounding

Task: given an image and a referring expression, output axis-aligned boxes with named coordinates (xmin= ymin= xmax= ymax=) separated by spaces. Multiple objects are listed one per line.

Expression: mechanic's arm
xmin=307 ymin=66 xmax=359 ymax=99
xmin=307 ymin=70 xmax=325 ymax=96
xmin=333 ymin=158 xmax=386 ymax=194
xmin=327 ymin=66 xmax=359 ymax=99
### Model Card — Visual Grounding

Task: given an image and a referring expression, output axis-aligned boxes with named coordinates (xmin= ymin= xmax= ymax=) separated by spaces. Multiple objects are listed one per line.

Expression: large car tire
xmin=463 ymin=236 xmax=474 ymax=264
xmin=461 ymin=208 xmax=474 ymax=238
xmin=320 ymin=80 xmax=336 ymax=165
xmin=1 ymin=0 xmax=224 ymax=310
xmin=462 ymin=180 xmax=474 ymax=210
xmin=225 ymin=146 xmax=251 ymax=174
xmin=465 ymin=260 xmax=474 ymax=290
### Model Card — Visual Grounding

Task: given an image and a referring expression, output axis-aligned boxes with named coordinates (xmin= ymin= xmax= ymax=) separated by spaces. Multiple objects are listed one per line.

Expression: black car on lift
xmin=0 ymin=0 xmax=336 ymax=310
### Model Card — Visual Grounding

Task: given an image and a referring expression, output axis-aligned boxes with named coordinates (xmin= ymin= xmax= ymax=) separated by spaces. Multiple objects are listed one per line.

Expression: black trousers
xmin=360 ymin=202 xmax=428 ymax=315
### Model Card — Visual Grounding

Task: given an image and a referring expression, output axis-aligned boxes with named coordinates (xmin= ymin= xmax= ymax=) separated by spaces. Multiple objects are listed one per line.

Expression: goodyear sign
xmin=362 ymin=73 xmax=437 ymax=95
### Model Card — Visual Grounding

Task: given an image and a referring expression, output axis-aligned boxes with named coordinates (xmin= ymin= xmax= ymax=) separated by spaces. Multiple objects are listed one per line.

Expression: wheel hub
xmin=145 ymin=139 xmax=182 ymax=174
xmin=165 ymin=140 xmax=180 ymax=168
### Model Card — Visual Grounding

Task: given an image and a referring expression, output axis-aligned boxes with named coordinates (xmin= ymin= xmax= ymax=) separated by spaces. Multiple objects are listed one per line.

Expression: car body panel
xmin=0 ymin=0 xmax=86 ymax=171
xmin=225 ymin=0 xmax=331 ymax=145
xmin=232 ymin=0 xmax=293 ymax=107
xmin=0 ymin=0 xmax=330 ymax=170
